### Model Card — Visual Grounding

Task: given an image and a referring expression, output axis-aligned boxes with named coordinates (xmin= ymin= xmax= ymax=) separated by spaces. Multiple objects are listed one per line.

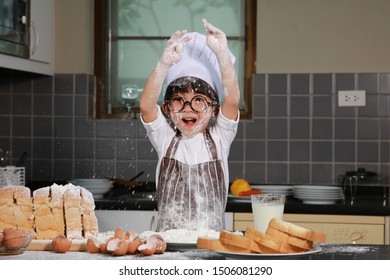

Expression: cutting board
xmin=28 ymin=239 xmax=87 ymax=251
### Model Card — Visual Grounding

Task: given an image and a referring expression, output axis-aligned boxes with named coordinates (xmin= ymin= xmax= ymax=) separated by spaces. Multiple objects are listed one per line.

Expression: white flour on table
xmin=139 ymin=229 xmax=220 ymax=243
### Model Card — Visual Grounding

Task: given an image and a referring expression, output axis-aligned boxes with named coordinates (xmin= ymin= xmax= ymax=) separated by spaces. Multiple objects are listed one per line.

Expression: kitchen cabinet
xmin=95 ymin=210 xmax=234 ymax=233
xmin=29 ymin=0 xmax=53 ymax=64
xmin=0 ymin=0 xmax=54 ymax=75
xmin=233 ymin=213 xmax=390 ymax=245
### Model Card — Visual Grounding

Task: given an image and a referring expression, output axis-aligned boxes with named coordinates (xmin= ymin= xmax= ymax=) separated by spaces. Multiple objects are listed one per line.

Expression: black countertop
xmin=1 ymin=244 xmax=390 ymax=260
xmin=94 ymin=184 xmax=390 ymax=216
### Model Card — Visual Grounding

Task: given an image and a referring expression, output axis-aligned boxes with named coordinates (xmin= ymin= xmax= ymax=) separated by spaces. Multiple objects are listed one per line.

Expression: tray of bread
xmin=197 ymin=218 xmax=326 ymax=259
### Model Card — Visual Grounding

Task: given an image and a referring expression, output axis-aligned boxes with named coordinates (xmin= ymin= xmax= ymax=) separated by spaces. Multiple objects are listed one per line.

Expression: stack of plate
xmin=251 ymin=185 xmax=293 ymax=196
xmin=292 ymin=185 xmax=344 ymax=205
xmin=71 ymin=178 xmax=113 ymax=199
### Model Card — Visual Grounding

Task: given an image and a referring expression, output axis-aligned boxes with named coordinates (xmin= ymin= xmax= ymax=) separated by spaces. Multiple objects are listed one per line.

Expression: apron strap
xmin=204 ymin=129 xmax=219 ymax=161
xmin=165 ymin=133 xmax=182 ymax=158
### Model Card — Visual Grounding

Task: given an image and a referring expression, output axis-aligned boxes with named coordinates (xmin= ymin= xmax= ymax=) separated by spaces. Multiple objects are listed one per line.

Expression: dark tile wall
xmin=0 ymin=72 xmax=389 ymax=186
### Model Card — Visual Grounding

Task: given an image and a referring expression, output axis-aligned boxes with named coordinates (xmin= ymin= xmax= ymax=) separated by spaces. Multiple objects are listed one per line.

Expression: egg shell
xmin=86 ymin=238 xmax=100 ymax=253
xmin=3 ymin=228 xmax=30 ymax=251
xmin=148 ymin=234 xmax=166 ymax=254
xmin=52 ymin=235 xmax=72 ymax=253
xmin=114 ymin=227 xmax=124 ymax=239
xmin=112 ymin=240 xmax=128 ymax=256
xmin=106 ymin=237 xmax=122 ymax=253
xmin=124 ymin=230 xmax=137 ymax=242
xmin=100 ymin=236 xmax=115 ymax=254
xmin=138 ymin=243 xmax=156 ymax=256
xmin=127 ymin=236 xmax=142 ymax=254
xmin=155 ymin=239 xmax=167 ymax=254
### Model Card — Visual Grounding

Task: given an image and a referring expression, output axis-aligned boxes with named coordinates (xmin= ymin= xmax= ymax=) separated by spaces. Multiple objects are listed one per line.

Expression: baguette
xmin=268 ymin=218 xmax=326 ymax=243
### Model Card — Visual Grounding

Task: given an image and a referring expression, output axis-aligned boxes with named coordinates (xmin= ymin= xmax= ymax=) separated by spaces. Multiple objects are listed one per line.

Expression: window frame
xmin=94 ymin=0 xmax=256 ymax=120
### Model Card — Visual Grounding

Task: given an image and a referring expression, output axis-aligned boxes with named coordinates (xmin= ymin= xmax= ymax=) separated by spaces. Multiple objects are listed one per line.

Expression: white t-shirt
xmin=141 ymin=106 xmax=239 ymax=193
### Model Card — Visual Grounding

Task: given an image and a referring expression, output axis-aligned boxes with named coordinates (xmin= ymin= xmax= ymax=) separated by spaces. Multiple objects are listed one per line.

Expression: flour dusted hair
xmin=164 ymin=76 xmax=219 ymax=103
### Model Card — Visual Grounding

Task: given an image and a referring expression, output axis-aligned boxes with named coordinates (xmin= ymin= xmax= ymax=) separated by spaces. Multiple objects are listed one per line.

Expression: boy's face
xmin=166 ymin=87 xmax=215 ymax=137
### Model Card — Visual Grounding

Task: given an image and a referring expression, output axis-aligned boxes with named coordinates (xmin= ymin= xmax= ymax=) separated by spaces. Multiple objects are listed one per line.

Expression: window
xmin=94 ymin=0 xmax=256 ymax=119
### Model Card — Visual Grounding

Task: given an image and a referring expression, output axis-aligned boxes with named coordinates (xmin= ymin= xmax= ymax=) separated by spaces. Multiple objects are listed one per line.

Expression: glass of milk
xmin=251 ymin=194 xmax=286 ymax=233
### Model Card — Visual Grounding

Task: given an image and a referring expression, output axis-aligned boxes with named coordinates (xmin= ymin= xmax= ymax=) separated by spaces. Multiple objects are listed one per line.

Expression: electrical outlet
xmin=338 ymin=90 xmax=366 ymax=107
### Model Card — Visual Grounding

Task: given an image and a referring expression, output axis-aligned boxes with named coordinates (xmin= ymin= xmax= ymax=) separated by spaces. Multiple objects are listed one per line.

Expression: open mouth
xmin=182 ymin=117 xmax=197 ymax=126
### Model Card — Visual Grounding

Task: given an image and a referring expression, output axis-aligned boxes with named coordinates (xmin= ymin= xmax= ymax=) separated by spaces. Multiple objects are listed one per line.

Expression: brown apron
xmin=157 ymin=130 xmax=226 ymax=231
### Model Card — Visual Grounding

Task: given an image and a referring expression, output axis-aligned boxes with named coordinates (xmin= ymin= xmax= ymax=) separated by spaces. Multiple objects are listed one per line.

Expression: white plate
xmin=294 ymin=193 xmax=344 ymax=199
xmin=166 ymin=242 xmax=198 ymax=251
xmin=252 ymin=185 xmax=292 ymax=190
xmin=302 ymin=200 xmax=338 ymax=205
xmin=293 ymin=185 xmax=341 ymax=191
xmin=215 ymin=246 xmax=321 ymax=259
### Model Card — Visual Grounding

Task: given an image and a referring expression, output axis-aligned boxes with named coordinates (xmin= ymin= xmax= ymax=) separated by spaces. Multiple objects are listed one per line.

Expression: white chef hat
xmin=164 ymin=32 xmax=236 ymax=102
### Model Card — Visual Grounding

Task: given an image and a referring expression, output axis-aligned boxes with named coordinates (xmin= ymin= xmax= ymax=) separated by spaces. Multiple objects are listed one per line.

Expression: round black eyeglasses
xmin=167 ymin=95 xmax=218 ymax=113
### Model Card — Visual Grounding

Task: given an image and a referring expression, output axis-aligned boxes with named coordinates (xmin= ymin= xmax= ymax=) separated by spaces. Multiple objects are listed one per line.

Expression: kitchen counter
xmin=94 ymin=184 xmax=390 ymax=216
xmin=26 ymin=181 xmax=390 ymax=216
xmin=1 ymin=244 xmax=390 ymax=260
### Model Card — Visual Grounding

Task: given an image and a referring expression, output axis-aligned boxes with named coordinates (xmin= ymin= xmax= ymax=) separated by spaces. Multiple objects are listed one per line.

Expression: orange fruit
xmin=230 ymin=178 xmax=251 ymax=196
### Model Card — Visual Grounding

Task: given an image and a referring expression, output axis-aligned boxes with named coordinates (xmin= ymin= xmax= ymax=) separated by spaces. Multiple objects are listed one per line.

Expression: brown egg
xmin=52 ymin=235 xmax=72 ymax=253
xmin=2 ymin=228 xmax=30 ymax=251
xmin=86 ymin=237 xmax=100 ymax=253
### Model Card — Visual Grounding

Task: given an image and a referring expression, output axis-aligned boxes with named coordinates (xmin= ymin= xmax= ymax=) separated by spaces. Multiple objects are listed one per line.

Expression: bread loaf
xmin=1 ymin=183 xmax=98 ymax=240
xmin=34 ymin=183 xmax=98 ymax=239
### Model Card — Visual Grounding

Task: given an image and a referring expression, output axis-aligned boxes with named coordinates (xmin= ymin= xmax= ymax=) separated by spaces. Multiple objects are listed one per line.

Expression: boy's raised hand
xmin=202 ymin=19 xmax=229 ymax=56
xmin=159 ymin=30 xmax=191 ymax=66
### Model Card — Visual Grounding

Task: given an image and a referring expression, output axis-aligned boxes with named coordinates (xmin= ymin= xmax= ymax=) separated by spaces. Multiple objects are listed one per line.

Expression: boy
xmin=140 ymin=19 xmax=240 ymax=231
